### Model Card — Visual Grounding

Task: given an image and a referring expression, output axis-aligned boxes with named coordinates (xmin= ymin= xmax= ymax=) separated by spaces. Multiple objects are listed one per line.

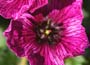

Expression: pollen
xmin=45 ymin=29 xmax=51 ymax=35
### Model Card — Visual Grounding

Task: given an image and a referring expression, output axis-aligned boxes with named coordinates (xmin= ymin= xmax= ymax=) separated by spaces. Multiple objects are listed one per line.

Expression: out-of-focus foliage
xmin=0 ymin=28 xmax=5 ymax=47
xmin=0 ymin=47 xmax=19 ymax=65
xmin=65 ymin=56 xmax=86 ymax=65
xmin=83 ymin=0 xmax=90 ymax=35
xmin=0 ymin=0 xmax=90 ymax=65
xmin=0 ymin=27 xmax=19 ymax=65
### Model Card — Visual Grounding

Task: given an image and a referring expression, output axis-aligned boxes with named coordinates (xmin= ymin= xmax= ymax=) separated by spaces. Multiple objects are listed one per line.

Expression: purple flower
xmin=0 ymin=0 xmax=48 ymax=19
xmin=4 ymin=0 xmax=88 ymax=65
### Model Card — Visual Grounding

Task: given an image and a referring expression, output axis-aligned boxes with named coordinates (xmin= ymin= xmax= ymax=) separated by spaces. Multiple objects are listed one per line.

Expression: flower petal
xmin=3 ymin=17 xmax=34 ymax=57
xmin=31 ymin=0 xmax=75 ymax=16
xmin=0 ymin=0 xmax=30 ymax=19
xmin=29 ymin=0 xmax=48 ymax=13
xmin=26 ymin=45 xmax=64 ymax=65
xmin=47 ymin=0 xmax=88 ymax=58
xmin=48 ymin=0 xmax=83 ymax=23
xmin=62 ymin=17 xmax=88 ymax=57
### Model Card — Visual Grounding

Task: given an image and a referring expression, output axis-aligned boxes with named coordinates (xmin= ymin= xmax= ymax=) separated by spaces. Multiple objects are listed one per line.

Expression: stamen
xmin=46 ymin=19 xmax=51 ymax=29
xmin=34 ymin=19 xmax=64 ymax=45
xmin=40 ymin=29 xmax=44 ymax=33
xmin=41 ymin=34 xmax=45 ymax=39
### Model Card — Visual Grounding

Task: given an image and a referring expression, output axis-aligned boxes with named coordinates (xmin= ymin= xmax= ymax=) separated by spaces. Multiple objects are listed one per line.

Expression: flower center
xmin=45 ymin=29 xmax=52 ymax=35
xmin=34 ymin=19 xmax=64 ymax=45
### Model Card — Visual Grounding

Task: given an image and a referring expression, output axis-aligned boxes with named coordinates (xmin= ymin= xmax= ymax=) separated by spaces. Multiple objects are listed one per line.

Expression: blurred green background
xmin=0 ymin=0 xmax=90 ymax=65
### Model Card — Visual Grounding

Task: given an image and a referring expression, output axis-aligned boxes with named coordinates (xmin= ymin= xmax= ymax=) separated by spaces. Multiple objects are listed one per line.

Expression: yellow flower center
xmin=45 ymin=29 xmax=51 ymax=35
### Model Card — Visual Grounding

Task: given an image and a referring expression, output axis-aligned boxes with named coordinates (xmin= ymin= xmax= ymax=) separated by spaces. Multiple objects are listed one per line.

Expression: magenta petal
xmin=29 ymin=0 xmax=48 ymax=13
xmin=47 ymin=0 xmax=88 ymax=58
xmin=0 ymin=0 xmax=30 ymax=19
xmin=3 ymin=18 xmax=34 ymax=57
xmin=30 ymin=0 xmax=48 ymax=13
xmin=31 ymin=0 xmax=75 ymax=16
xmin=48 ymin=0 xmax=75 ymax=10
xmin=4 ymin=20 xmax=25 ymax=57
xmin=28 ymin=53 xmax=45 ymax=65
xmin=26 ymin=45 xmax=64 ymax=65
xmin=62 ymin=18 xmax=88 ymax=57
xmin=48 ymin=0 xmax=83 ymax=23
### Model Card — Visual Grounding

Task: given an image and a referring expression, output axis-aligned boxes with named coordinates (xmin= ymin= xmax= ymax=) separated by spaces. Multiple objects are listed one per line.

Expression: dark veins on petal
xmin=7 ymin=20 xmax=25 ymax=56
xmin=31 ymin=0 xmax=75 ymax=16
xmin=30 ymin=53 xmax=45 ymax=65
